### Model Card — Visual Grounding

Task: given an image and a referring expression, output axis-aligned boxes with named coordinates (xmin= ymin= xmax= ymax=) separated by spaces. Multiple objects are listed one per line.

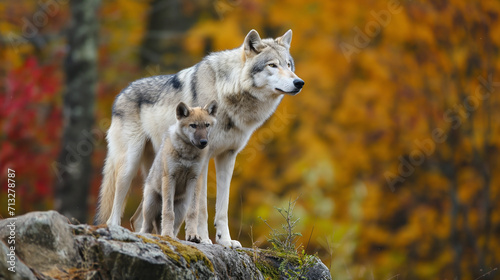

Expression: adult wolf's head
xmin=241 ymin=29 xmax=304 ymax=98
xmin=176 ymin=101 xmax=218 ymax=149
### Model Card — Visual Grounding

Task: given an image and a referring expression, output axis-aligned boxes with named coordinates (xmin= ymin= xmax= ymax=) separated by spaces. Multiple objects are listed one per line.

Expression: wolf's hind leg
xmin=130 ymin=141 xmax=156 ymax=231
xmin=140 ymin=186 xmax=161 ymax=233
xmin=107 ymin=135 xmax=146 ymax=226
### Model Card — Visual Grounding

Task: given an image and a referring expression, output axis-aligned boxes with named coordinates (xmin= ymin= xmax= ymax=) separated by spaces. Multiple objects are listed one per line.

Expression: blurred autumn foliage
xmin=1 ymin=0 xmax=500 ymax=278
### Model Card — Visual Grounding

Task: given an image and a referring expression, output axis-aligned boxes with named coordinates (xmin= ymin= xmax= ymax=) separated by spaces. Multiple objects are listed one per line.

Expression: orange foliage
xmin=1 ymin=0 xmax=499 ymax=278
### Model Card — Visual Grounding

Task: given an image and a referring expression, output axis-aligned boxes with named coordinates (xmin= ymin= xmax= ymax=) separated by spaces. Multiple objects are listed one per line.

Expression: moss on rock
xmin=138 ymin=234 xmax=214 ymax=272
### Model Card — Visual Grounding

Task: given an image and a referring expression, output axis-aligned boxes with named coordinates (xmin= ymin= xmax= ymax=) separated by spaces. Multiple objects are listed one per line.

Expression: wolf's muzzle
xmin=198 ymin=139 xmax=208 ymax=149
xmin=293 ymin=79 xmax=305 ymax=90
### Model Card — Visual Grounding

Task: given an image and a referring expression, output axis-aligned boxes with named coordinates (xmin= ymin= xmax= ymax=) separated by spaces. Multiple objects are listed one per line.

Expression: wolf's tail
xmin=95 ymin=155 xmax=116 ymax=225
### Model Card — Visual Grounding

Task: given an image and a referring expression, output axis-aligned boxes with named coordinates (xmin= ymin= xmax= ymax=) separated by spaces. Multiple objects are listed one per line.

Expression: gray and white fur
xmin=96 ymin=29 xmax=304 ymax=248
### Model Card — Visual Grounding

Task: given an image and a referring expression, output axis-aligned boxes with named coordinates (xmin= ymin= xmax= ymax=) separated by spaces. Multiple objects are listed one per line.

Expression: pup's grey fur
xmin=96 ymin=29 xmax=304 ymax=248
xmin=140 ymin=101 xmax=217 ymax=242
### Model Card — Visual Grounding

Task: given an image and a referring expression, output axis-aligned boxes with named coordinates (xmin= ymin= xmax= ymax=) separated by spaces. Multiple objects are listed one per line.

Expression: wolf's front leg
xmin=161 ymin=175 xmax=175 ymax=237
xmin=214 ymin=151 xmax=242 ymax=248
xmin=183 ymin=178 xmax=201 ymax=243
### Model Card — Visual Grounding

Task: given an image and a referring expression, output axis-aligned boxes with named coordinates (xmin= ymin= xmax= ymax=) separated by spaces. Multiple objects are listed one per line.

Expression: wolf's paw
xmin=160 ymin=229 xmax=175 ymax=238
xmin=106 ymin=217 xmax=120 ymax=226
xmin=186 ymin=234 xmax=201 ymax=243
xmin=200 ymin=238 xmax=213 ymax=245
xmin=217 ymin=238 xmax=242 ymax=249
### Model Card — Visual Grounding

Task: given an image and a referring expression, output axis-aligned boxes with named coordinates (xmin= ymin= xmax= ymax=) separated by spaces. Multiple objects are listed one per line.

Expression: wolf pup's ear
xmin=204 ymin=100 xmax=218 ymax=117
xmin=176 ymin=102 xmax=190 ymax=120
xmin=276 ymin=29 xmax=293 ymax=49
xmin=244 ymin=29 xmax=266 ymax=57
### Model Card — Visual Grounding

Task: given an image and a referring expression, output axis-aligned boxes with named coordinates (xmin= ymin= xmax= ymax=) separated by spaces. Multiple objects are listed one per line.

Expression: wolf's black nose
xmin=293 ymin=79 xmax=304 ymax=89
xmin=200 ymin=139 xmax=208 ymax=146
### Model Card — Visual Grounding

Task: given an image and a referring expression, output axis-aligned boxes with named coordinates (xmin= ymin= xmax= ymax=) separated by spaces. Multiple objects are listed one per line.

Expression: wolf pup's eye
xmin=190 ymin=124 xmax=197 ymax=128
xmin=268 ymin=63 xmax=277 ymax=68
xmin=205 ymin=123 xmax=210 ymax=128
xmin=287 ymin=62 xmax=291 ymax=68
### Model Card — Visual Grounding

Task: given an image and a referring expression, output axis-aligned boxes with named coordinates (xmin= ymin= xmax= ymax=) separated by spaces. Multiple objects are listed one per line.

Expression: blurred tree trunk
xmin=140 ymin=0 xmax=214 ymax=70
xmin=55 ymin=0 xmax=100 ymax=223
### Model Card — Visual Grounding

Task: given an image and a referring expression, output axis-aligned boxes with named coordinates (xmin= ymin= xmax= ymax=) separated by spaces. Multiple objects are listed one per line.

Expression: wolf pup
xmin=96 ymin=29 xmax=304 ymax=248
xmin=140 ymin=101 xmax=217 ymax=241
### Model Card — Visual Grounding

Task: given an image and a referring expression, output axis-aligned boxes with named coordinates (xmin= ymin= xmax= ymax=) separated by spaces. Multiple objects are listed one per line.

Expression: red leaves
xmin=1 ymin=56 xmax=62 ymax=208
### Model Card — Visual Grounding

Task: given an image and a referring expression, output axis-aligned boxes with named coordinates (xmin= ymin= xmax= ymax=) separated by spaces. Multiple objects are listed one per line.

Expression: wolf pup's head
xmin=175 ymin=101 xmax=218 ymax=149
xmin=242 ymin=29 xmax=304 ymax=98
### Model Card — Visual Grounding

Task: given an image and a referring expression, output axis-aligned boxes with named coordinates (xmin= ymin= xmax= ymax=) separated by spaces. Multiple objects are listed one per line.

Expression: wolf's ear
xmin=176 ymin=102 xmax=190 ymax=120
xmin=204 ymin=100 xmax=218 ymax=117
xmin=244 ymin=29 xmax=266 ymax=57
xmin=276 ymin=29 xmax=292 ymax=49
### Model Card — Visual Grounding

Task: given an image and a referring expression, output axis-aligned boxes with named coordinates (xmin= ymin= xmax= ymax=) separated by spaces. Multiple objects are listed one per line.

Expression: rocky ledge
xmin=0 ymin=211 xmax=331 ymax=279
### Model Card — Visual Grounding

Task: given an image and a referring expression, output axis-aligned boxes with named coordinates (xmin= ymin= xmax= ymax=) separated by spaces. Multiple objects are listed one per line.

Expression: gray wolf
xmin=95 ymin=29 xmax=304 ymax=248
xmin=140 ymin=101 xmax=217 ymax=241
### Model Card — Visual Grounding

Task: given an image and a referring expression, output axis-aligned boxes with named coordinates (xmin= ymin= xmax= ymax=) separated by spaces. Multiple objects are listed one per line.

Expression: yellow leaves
xmin=335 ymin=83 xmax=371 ymax=126
xmin=0 ymin=7 xmax=37 ymax=68
xmin=451 ymin=46 xmax=469 ymax=71
xmin=414 ymin=261 xmax=441 ymax=279
xmin=457 ymin=167 xmax=483 ymax=205
xmin=184 ymin=27 xmax=209 ymax=56
xmin=394 ymin=206 xmax=429 ymax=247
xmin=424 ymin=172 xmax=449 ymax=194
xmin=360 ymin=52 xmax=391 ymax=81
xmin=178 ymin=1 xmax=500 ymax=277
xmin=309 ymin=188 xmax=335 ymax=219
xmin=100 ymin=0 xmax=149 ymax=55
xmin=186 ymin=17 xmax=243 ymax=54
xmin=364 ymin=225 xmax=392 ymax=245
xmin=362 ymin=187 xmax=384 ymax=221
xmin=267 ymin=1 xmax=298 ymax=29
xmin=413 ymin=23 xmax=435 ymax=46
xmin=490 ymin=21 xmax=500 ymax=47
xmin=383 ymin=8 xmax=411 ymax=42
xmin=1 ymin=42 xmax=35 ymax=69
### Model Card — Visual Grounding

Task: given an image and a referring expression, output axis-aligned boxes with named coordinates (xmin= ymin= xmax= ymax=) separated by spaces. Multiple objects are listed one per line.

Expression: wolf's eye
xmin=190 ymin=124 xmax=197 ymax=128
xmin=205 ymin=123 xmax=210 ymax=128
xmin=268 ymin=63 xmax=278 ymax=68
xmin=287 ymin=62 xmax=291 ymax=68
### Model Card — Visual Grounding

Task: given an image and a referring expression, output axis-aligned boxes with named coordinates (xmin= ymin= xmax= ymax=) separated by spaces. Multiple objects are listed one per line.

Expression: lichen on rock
xmin=0 ymin=211 xmax=331 ymax=280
